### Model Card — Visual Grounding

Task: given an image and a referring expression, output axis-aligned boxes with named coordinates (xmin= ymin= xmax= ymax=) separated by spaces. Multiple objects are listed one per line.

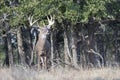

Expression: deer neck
xmin=39 ymin=34 xmax=47 ymax=40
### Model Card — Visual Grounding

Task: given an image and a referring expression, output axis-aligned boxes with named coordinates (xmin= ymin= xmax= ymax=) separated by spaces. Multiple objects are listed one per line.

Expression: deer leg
xmin=40 ymin=56 xmax=44 ymax=69
xmin=44 ymin=56 xmax=47 ymax=69
xmin=41 ymin=56 xmax=47 ymax=69
xmin=29 ymin=51 xmax=33 ymax=66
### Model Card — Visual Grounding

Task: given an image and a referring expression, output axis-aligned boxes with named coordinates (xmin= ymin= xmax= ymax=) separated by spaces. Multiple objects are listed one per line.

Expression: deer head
xmin=30 ymin=15 xmax=54 ymax=40
xmin=37 ymin=16 xmax=54 ymax=38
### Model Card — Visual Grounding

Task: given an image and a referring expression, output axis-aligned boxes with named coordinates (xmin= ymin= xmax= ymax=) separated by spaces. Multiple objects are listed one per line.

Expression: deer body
xmin=29 ymin=16 xmax=54 ymax=70
xmin=35 ymin=30 xmax=50 ymax=69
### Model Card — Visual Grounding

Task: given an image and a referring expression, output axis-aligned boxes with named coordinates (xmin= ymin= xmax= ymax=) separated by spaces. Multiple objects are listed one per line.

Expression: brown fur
xmin=35 ymin=29 xmax=50 ymax=70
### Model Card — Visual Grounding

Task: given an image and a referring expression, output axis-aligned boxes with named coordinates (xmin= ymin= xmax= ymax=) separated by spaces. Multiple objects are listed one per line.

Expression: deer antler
xmin=28 ymin=15 xmax=39 ymax=26
xmin=47 ymin=15 xmax=54 ymax=26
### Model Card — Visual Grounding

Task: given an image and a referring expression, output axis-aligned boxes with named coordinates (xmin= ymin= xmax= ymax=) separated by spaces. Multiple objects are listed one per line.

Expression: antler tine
xmin=28 ymin=15 xmax=33 ymax=26
xmin=47 ymin=15 xmax=54 ymax=21
xmin=50 ymin=15 xmax=52 ymax=20
xmin=28 ymin=15 xmax=40 ymax=26
xmin=47 ymin=16 xmax=50 ymax=21
xmin=46 ymin=15 xmax=54 ymax=29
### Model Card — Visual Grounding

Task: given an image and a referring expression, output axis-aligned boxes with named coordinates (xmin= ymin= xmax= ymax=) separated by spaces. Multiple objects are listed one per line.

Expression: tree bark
xmin=86 ymin=20 xmax=101 ymax=67
xmin=70 ymin=25 xmax=78 ymax=68
xmin=4 ymin=21 xmax=13 ymax=66
xmin=17 ymin=27 xmax=26 ymax=65
xmin=22 ymin=27 xmax=32 ymax=65
xmin=50 ymin=31 xmax=54 ymax=69
xmin=97 ymin=33 xmax=106 ymax=66
xmin=3 ymin=35 xmax=9 ymax=66
xmin=114 ymin=29 xmax=120 ymax=63
xmin=64 ymin=30 xmax=70 ymax=68
xmin=7 ymin=32 xmax=14 ymax=66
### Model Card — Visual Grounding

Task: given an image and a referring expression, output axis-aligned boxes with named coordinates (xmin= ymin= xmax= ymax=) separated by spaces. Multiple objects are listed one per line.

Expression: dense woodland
xmin=0 ymin=0 xmax=120 ymax=70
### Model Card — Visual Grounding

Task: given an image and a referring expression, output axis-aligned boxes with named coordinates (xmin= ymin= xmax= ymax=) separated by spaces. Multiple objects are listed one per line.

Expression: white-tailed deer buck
xmin=30 ymin=16 xmax=54 ymax=70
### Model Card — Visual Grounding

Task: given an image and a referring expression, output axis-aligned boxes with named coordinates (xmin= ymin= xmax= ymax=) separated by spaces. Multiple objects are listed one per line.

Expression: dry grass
xmin=0 ymin=66 xmax=120 ymax=80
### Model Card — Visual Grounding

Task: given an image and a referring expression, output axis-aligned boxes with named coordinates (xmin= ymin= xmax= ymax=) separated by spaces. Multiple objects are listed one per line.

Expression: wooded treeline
xmin=0 ymin=0 xmax=120 ymax=69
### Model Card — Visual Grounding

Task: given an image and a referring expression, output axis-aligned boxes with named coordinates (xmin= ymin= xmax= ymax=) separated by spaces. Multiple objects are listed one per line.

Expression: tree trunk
xmin=97 ymin=34 xmax=106 ymax=66
xmin=4 ymin=21 xmax=13 ymax=66
xmin=17 ymin=27 xmax=26 ymax=65
xmin=3 ymin=35 xmax=9 ymax=66
xmin=7 ymin=32 xmax=14 ymax=66
xmin=22 ymin=27 xmax=32 ymax=65
xmin=88 ymin=33 xmax=100 ymax=67
xmin=64 ymin=30 xmax=70 ymax=68
xmin=50 ymin=31 xmax=54 ymax=69
xmin=87 ymin=20 xmax=101 ymax=68
xmin=70 ymin=25 xmax=78 ymax=68
xmin=114 ymin=29 xmax=120 ymax=64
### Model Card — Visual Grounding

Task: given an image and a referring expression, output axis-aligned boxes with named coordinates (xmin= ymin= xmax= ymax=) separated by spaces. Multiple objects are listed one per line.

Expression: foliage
xmin=0 ymin=0 xmax=120 ymax=68
xmin=0 ymin=0 xmax=119 ymax=26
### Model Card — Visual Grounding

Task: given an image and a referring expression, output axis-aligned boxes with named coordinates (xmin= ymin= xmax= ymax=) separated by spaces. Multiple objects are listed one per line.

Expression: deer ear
xmin=30 ymin=27 xmax=34 ymax=34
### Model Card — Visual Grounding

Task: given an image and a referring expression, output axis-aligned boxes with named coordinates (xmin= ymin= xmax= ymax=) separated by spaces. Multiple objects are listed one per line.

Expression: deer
xmin=29 ymin=16 xmax=54 ymax=70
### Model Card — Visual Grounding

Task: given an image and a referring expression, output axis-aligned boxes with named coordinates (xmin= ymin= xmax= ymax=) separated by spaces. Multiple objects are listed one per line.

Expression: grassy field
xmin=0 ymin=66 xmax=120 ymax=80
